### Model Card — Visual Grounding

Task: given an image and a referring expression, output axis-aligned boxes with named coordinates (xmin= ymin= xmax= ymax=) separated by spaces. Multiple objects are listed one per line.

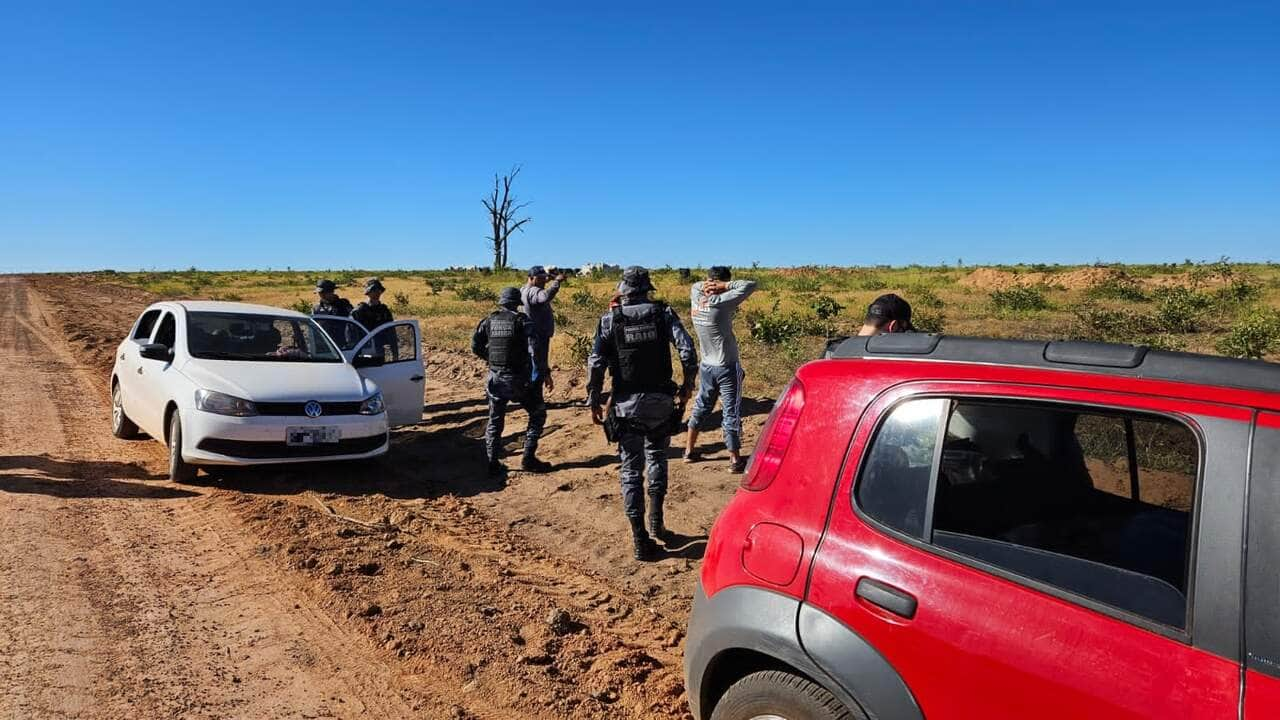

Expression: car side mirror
xmin=139 ymin=343 xmax=173 ymax=362
xmin=352 ymin=353 xmax=384 ymax=368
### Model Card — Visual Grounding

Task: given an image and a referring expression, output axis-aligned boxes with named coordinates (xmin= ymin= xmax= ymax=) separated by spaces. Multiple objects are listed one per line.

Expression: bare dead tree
xmin=482 ymin=166 xmax=532 ymax=270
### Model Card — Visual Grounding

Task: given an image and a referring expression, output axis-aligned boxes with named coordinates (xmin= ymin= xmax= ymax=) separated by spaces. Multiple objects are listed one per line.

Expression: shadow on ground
xmin=0 ymin=455 xmax=193 ymax=499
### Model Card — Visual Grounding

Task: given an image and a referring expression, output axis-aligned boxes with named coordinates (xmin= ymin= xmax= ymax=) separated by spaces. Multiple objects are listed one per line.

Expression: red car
xmin=685 ymin=334 xmax=1280 ymax=720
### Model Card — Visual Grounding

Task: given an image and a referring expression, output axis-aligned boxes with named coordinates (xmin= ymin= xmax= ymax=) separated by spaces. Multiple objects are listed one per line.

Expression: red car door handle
xmin=856 ymin=577 xmax=918 ymax=619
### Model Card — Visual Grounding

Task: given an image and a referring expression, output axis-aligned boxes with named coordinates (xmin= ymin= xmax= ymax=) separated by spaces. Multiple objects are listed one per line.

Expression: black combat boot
xmin=521 ymin=447 xmax=553 ymax=473
xmin=629 ymin=517 xmax=660 ymax=561
xmin=646 ymin=494 xmax=668 ymax=541
xmin=487 ymin=457 xmax=505 ymax=476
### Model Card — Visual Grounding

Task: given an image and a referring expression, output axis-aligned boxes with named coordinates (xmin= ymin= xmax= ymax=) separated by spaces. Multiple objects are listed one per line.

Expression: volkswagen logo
xmin=304 ymin=401 xmax=323 ymax=418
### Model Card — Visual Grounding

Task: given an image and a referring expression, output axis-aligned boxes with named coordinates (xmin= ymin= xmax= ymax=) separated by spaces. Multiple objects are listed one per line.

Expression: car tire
xmin=710 ymin=670 xmax=862 ymax=720
xmin=111 ymin=381 xmax=140 ymax=439
xmin=168 ymin=410 xmax=198 ymax=483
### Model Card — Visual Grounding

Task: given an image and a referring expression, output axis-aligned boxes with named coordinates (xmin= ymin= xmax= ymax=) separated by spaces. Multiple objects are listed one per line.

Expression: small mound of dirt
xmin=958 ymin=266 xmax=1122 ymax=291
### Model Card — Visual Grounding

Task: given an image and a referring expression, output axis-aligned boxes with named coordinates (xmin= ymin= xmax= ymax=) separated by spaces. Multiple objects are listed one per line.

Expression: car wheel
xmin=711 ymin=670 xmax=862 ymax=720
xmin=168 ymin=410 xmax=198 ymax=483
xmin=111 ymin=382 xmax=140 ymax=439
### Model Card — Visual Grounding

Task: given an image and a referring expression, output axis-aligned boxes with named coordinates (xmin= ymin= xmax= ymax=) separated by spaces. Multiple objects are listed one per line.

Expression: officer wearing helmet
xmin=351 ymin=278 xmax=394 ymax=331
xmin=586 ymin=266 xmax=698 ymax=561
xmin=472 ymin=287 xmax=552 ymax=475
xmin=312 ymin=279 xmax=354 ymax=317
xmin=352 ymin=277 xmax=397 ymax=360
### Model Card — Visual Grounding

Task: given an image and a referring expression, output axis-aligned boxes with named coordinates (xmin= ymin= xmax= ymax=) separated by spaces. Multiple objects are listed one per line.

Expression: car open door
xmin=312 ymin=315 xmax=367 ymax=361
xmin=349 ymin=320 xmax=424 ymax=427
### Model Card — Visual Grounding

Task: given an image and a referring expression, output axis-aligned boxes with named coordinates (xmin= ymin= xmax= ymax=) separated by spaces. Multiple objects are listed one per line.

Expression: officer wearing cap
xmin=586 ymin=266 xmax=698 ymax=561
xmin=859 ymin=293 xmax=914 ymax=336
xmin=472 ymin=287 xmax=552 ymax=475
xmin=312 ymin=279 xmax=354 ymax=317
xmin=521 ymin=265 xmax=566 ymax=392
xmin=351 ymin=278 xmax=394 ymax=331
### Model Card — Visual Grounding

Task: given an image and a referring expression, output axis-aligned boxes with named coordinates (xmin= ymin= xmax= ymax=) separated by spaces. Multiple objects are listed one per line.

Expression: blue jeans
xmin=687 ymin=362 xmax=745 ymax=452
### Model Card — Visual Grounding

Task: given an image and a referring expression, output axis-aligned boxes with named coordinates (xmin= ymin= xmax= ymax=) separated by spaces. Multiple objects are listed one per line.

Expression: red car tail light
xmin=741 ymin=378 xmax=806 ymax=491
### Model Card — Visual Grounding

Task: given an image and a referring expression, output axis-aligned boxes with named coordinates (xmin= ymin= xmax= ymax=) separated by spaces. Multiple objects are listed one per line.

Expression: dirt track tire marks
xmin=0 ymin=276 xmax=429 ymax=719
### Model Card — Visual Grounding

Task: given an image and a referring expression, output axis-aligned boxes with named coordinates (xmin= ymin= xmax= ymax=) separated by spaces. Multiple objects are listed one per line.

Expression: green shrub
xmin=1152 ymin=287 xmax=1211 ymax=333
xmin=748 ymin=302 xmax=824 ymax=344
xmin=810 ymin=295 xmax=845 ymax=321
xmin=907 ymin=286 xmax=945 ymax=309
xmin=1085 ymin=277 xmax=1147 ymax=302
xmin=1072 ymin=306 xmax=1156 ymax=342
xmin=911 ymin=309 xmax=946 ymax=334
xmin=788 ymin=276 xmax=821 ymax=293
xmin=1139 ymin=333 xmax=1188 ymax=352
xmin=750 ymin=313 xmax=805 ymax=345
xmin=1216 ymin=309 xmax=1280 ymax=359
xmin=1071 ymin=305 xmax=1186 ymax=351
xmin=857 ymin=276 xmax=887 ymax=291
xmin=566 ymin=332 xmax=593 ymax=366
xmin=1212 ymin=277 xmax=1262 ymax=305
xmin=571 ymin=287 xmax=597 ymax=308
xmin=290 ymin=299 xmax=312 ymax=314
xmin=455 ymin=284 xmax=497 ymax=303
xmin=392 ymin=291 xmax=411 ymax=311
xmin=990 ymin=285 xmax=1051 ymax=313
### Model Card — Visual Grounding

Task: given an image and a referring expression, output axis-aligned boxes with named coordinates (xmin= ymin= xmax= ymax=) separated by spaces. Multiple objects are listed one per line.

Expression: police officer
xmin=472 ymin=288 xmax=552 ymax=474
xmin=351 ymin=278 xmax=394 ymax=331
xmin=586 ymin=266 xmax=698 ymax=561
xmin=312 ymin=279 xmax=354 ymax=316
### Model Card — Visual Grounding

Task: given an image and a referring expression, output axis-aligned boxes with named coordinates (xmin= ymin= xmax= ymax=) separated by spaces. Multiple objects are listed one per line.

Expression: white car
xmin=110 ymin=301 xmax=425 ymax=481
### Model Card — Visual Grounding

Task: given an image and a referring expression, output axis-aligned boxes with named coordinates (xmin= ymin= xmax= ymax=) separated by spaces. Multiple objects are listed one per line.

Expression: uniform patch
xmin=623 ymin=321 xmax=659 ymax=345
xmin=489 ymin=319 xmax=516 ymax=337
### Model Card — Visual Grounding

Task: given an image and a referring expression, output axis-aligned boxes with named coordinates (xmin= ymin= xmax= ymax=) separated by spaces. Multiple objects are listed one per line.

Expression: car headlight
xmin=359 ymin=392 xmax=385 ymax=416
xmin=195 ymin=389 xmax=259 ymax=417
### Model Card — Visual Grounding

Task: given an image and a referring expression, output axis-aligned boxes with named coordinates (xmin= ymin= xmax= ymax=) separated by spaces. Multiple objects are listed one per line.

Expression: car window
xmin=186 ymin=312 xmax=342 ymax=362
xmin=313 ymin=316 xmax=363 ymax=351
xmin=856 ymin=397 xmax=1199 ymax=630
xmin=133 ymin=309 xmax=161 ymax=340
xmin=356 ymin=323 xmax=417 ymax=364
xmin=153 ymin=312 xmax=176 ymax=348
xmin=857 ymin=398 xmax=947 ymax=538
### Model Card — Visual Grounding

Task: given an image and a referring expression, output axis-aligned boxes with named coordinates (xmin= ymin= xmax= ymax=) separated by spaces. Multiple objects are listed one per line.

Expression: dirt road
xmin=1 ymin=275 xmax=767 ymax=719
xmin=0 ymin=276 xmax=437 ymax=718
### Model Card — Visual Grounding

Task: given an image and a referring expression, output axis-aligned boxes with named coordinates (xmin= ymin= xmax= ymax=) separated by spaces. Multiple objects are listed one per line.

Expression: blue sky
xmin=1 ymin=1 xmax=1277 ymax=272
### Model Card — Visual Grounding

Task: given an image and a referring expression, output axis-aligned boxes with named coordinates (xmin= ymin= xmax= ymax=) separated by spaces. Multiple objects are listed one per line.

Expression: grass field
xmin=78 ymin=260 xmax=1280 ymax=397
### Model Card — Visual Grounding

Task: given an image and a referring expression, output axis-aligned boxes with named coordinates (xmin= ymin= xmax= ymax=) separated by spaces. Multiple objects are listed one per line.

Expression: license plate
xmin=286 ymin=426 xmax=340 ymax=446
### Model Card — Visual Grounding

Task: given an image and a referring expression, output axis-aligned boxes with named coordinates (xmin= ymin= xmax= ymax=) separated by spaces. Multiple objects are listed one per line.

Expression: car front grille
xmin=254 ymin=401 xmax=364 ymax=416
xmin=196 ymin=434 xmax=387 ymax=459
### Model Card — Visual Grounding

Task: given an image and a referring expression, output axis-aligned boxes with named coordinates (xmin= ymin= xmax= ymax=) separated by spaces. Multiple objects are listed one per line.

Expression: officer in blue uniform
xmin=472 ymin=287 xmax=552 ymax=475
xmin=586 ymin=267 xmax=698 ymax=560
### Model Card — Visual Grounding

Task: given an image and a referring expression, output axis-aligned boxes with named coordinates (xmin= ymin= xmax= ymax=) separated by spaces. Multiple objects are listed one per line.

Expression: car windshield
xmin=187 ymin=312 xmax=342 ymax=362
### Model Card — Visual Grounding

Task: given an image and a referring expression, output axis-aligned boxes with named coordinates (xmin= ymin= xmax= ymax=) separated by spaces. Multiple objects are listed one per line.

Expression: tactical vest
xmin=609 ymin=302 xmax=675 ymax=395
xmin=486 ymin=309 xmax=527 ymax=373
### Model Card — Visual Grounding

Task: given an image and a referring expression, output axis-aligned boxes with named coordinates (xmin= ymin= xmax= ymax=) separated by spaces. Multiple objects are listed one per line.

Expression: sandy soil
xmin=3 ymin=275 xmax=771 ymax=719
